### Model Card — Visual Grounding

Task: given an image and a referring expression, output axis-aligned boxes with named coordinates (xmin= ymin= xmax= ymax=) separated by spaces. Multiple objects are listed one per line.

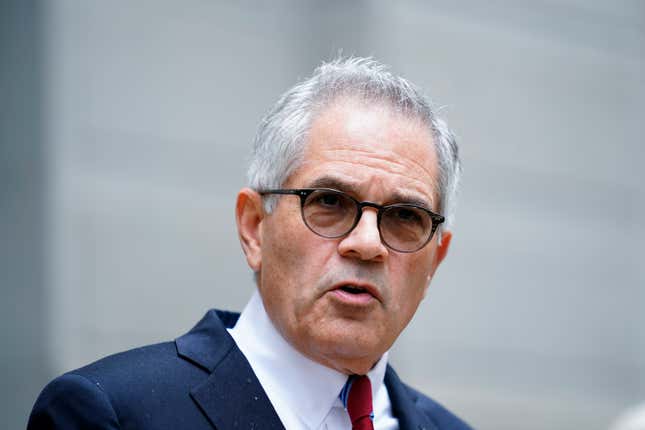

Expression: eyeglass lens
xmin=301 ymin=189 xmax=433 ymax=252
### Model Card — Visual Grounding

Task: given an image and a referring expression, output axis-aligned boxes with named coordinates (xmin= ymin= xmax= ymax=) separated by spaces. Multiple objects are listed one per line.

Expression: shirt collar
xmin=229 ymin=289 xmax=389 ymax=429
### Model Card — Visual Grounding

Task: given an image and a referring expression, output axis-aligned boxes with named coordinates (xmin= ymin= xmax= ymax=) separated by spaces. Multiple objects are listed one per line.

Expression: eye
xmin=306 ymin=190 xmax=350 ymax=210
xmin=392 ymin=207 xmax=422 ymax=223
xmin=316 ymin=192 xmax=341 ymax=207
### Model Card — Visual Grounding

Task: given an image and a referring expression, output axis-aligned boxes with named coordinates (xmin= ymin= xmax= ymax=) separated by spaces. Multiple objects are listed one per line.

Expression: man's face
xmin=237 ymin=99 xmax=451 ymax=375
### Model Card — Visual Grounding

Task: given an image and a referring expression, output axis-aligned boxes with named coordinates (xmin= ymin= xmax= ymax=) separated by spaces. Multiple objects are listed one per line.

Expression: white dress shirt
xmin=229 ymin=289 xmax=399 ymax=430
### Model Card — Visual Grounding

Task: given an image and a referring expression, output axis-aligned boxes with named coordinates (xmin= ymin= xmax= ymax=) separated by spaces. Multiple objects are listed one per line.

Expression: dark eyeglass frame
xmin=258 ymin=188 xmax=445 ymax=253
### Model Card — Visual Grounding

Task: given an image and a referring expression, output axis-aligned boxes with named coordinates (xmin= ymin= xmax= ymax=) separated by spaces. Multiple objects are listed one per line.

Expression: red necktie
xmin=347 ymin=375 xmax=374 ymax=430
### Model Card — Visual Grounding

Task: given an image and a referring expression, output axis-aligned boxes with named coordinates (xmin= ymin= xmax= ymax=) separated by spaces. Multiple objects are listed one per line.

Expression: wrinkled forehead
xmin=304 ymin=96 xmax=436 ymax=156
xmin=292 ymin=99 xmax=440 ymax=208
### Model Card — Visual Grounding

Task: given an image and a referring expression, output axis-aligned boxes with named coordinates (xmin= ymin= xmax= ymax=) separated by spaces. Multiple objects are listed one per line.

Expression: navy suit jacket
xmin=28 ymin=309 xmax=473 ymax=430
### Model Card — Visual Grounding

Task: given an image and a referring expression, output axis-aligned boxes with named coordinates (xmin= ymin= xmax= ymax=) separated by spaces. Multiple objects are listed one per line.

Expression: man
xmin=28 ymin=57 xmax=472 ymax=430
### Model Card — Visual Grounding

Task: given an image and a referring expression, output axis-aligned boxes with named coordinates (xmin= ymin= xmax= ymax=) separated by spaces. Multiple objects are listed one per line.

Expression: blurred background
xmin=2 ymin=1 xmax=644 ymax=429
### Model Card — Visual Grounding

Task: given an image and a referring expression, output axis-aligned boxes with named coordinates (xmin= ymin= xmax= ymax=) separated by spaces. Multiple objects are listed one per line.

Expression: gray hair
xmin=247 ymin=57 xmax=461 ymax=230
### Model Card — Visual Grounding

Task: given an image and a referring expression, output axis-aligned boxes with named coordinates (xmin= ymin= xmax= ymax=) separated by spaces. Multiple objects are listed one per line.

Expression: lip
xmin=328 ymin=281 xmax=383 ymax=304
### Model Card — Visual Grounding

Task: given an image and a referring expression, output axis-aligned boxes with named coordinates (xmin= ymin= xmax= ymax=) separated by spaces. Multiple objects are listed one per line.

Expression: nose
xmin=337 ymin=208 xmax=389 ymax=262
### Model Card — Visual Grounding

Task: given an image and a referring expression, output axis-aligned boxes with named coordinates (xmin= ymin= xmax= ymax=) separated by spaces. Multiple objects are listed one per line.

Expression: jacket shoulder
xmin=28 ymin=341 xmax=212 ymax=429
xmin=385 ymin=365 xmax=474 ymax=430
xmin=73 ymin=341 xmax=183 ymax=381
xmin=28 ymin=372 xmax=121 ymax=429
xmin=402 ymin=382 xmax=474 ymax=430
xmin=68 ymin=340 xmax=210 ymax=405
xmin=29 ymin=310 xmax=238 ymax=429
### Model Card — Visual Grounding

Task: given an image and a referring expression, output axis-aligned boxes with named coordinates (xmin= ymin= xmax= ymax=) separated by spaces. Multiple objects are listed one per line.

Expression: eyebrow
xmin=305 ymin=175 xmax=434 ymax=209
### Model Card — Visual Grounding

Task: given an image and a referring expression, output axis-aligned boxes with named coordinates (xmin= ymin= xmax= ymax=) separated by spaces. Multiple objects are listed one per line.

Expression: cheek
xmin=389 ymin=254 xmax=434 ymax=312
xmin=262 ymin=205 xmax=305 ymax=266
xmin=260 ymin=211 xmax=331 ymax=311
xmin=261 ymin=225 xmax=301 ymax=294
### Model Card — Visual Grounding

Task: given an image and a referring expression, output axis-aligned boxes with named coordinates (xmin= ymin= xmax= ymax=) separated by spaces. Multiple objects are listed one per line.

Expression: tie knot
xmin=346 ymin=375 xmax=374 ymax=430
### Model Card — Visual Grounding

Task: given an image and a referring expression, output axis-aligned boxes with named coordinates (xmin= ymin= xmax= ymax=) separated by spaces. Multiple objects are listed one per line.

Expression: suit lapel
xmin=177 ymin=310 xmax=440 ymax=430
xmin=190 ymin=347 xmax=284 ymax=429
xmin=385 ymin=365 xmax=438 ymax=430
xmin=176 ymin=310 xmax=284 ymax=430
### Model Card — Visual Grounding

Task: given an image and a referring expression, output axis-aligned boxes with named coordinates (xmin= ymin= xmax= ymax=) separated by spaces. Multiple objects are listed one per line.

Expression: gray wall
xmin=2 ymin=1 xmax=644 ymax=429
xmin=1 ymin=2 xmax=48 ymax=430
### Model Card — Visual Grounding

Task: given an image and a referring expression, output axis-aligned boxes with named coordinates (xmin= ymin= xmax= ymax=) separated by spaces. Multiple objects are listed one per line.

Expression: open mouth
xmin=329 ymin=281 xmax=381 ymax=305
xmin=339 ymin=284 xmax=369 ymax=295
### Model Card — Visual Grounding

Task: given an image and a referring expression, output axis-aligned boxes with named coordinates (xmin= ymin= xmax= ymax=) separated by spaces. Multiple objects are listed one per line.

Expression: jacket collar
xmin=175 ymin=309 xmax=438 ymax=430
xmin=175 ymin=309 xmax=284 ymax=429
xmin=385 ymin=365 xmax=439 ymax=430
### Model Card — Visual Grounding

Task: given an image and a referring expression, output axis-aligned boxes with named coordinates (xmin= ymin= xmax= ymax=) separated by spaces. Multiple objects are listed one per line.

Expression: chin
xmin=310 ymin=331 xmax=385 ymax=369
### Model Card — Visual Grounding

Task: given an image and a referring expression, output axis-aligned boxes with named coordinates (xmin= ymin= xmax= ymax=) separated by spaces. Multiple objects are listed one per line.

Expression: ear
xmin=423 ymin=230 xmax=453 ymax=296
xmin=235 ymin=188 xmax=264 ymax=272
xmin=433 ymin=230 xmax=452 ymax=268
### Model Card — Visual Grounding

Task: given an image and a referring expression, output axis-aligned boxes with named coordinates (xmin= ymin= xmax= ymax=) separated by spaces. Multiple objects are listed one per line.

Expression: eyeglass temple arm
xmin=258 ymin=189 xmax=303 ymax=195
xmin=258 ymin=189 xmax=316 ymax=199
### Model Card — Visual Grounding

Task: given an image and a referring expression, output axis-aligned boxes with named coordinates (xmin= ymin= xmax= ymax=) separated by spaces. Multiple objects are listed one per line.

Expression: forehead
xmin=291 ymin=99 xmax=439 ymax=207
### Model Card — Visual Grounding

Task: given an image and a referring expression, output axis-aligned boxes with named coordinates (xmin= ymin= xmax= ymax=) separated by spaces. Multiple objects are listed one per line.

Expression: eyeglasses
xmin=258 ymin=188 xmax=444 ymax=253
